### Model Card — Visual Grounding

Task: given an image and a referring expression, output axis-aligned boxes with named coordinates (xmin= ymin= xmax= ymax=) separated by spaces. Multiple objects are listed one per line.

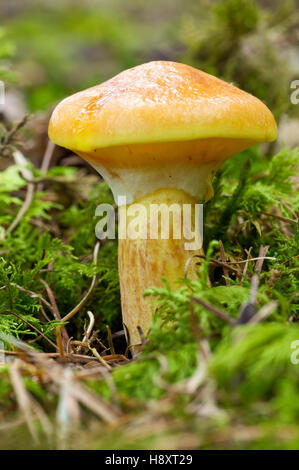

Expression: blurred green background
xmin=0 ymin=0 xmax=298 ymax=128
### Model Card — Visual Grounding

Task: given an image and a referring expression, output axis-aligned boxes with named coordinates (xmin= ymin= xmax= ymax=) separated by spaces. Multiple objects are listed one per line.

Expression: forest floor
xmin=0 ymin=116 xmax=298 ymax=450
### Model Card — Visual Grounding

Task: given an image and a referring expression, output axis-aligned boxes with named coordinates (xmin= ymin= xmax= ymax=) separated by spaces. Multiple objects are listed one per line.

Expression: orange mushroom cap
xmin=49 ymin=61 xmax=277 ymax=153
xmin=49 ymin=61 xmax=277 ymax=203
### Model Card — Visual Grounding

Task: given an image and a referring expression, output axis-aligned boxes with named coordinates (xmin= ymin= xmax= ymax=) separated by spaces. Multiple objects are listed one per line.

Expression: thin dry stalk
xmin=236 ymin=274 xmax=259 ymax=324
xmin=226 ymin=256 xmax=276 ymax=265
xmin=242 ymin=247 xmax=252 ymax=282
xmin=5 ymin=150 xmax=35 ymax=236
xmin=40 ymin=278 xmax=69 ymax=347
xmin=9 ymin=283 xmax=55 ymax=315
xmin=184 ymin=254 xmax=201 ymax=278
xmin=209 ymin=258 xmax=242 ymax=275
xmin=38 ymin=298 xmax=51 ymax=322
xmin=255 ymin=245 xmax=270 ymax=273
xmin=37 ymin=140 xmax=55 ymax=191
xmin=82 ymin=311 xmax=95 ymax=344
xmin=102 ymin=354 xmax=129 ymax=363
xmin=189 ymin=301 xmax=210 ymax=361
xmin=61 ymin=241 xmax=100 ymax=323
xmin=40 ymin=279 xmax=61 ymax=321
xmin=1 ymin=310 xmax=57 ymax=350
xmin=261 ymin=210 xmax=297 ymax=226
xmin=137 ymin=325 xmax=146 ymax=347
xmin=185 ymin=254 xmax=242 ymax=278
xmin=248 ymin=301 xmax=278 ymax=324
xmin=9 ymin=360 xmax=38 ymax=442
xmin=56 ymin=327 xmax=65 ymax=359
xmin=6 ymin=183 xmax=34 ymax=235
xmin=219 ymin=240 xmax=230 ymax=285
xmin=106 ymin=324 xmax=115 ymax=355
xmin=44 ymin=361 xmax=120 ymax=424
xmin=190 ymin=297 xmax=234 ymax=325
xmin=1 ymin=116 xmax=29 ymax=148
xmin=89 ymin=347 xmax=112 ymax=370
xmin=0 ymin=350 xmax=120 ymax=365
xmin=250 ymin=274 xmax=259 ymax=304
xmin=56 ymin=367 xmax=80 ymax=448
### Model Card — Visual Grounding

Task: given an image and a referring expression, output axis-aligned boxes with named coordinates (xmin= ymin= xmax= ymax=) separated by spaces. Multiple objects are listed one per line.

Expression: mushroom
xmin=48 ymin=61 xmax=277 ymax=352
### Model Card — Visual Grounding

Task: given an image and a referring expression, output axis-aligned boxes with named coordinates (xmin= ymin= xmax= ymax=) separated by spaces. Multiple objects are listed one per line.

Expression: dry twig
xmin=37 ymin=139 xmax=55 ymax=192
xmin=61 ymin=241 xmax=100 ymax=323
xmin=1 ymin=310 xmax=57 ymax=350
xmin=190 ymin=297 xmax=234 ymax=325
xmin=40 ymin=278 xmax=70 ymax=347
xmin=219 ymin=240 xmax=229 ymax=285
xmin=255 ymin=245 xmax=270 ymax=273
xmin=261 ymin=210 xmax=297 ymax=226
xmin=5 ymin=150 xmax=35 ymax=236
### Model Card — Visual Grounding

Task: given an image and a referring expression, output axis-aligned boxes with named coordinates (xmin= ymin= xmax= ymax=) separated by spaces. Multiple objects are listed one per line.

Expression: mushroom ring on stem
xmin=48 ymin=61 xmax=277 ymax=353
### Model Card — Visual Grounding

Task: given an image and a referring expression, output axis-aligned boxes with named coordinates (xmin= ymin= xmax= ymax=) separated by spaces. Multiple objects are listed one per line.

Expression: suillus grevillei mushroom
xmin=48 ymin=61 xmax=277 ymax=352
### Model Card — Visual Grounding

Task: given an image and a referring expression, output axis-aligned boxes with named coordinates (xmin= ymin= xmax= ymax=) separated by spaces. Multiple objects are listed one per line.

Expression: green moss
xmin=0 ymin=119 xmax=298 ymax=448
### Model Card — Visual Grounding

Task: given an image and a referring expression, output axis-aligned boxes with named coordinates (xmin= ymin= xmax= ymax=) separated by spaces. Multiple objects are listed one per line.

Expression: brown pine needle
xmin=37 ymin=139 xmax=56 ymax=192
xmin=190 ymin=297 xmax=234 ymax=324
xmin=56 ymin=327 xmax=65 ymax=359
xmin=106 ymin=324 xmax=115 ymax=355
xmin=225 ymin=256 xmax=276 ymax=265
xmin=5 ymin=150 xmax=35 ymax=236
xmin=61 ymin=241 xmax=100 ymax=323
xmin=9 ymin=360 xmax=38 ymax=442
xmin=89 ymin=347 xmax=112 ymax=370
xmin=209 ymin=258 xmax=242 ymax=275
xmin=8 ymin=283 xmax=55 ymax=315
xmin=261 ymin=210 xmax=297 ymax=226
xmin=82 ymin=311 xmax=95 ymax=343
xmin=219 ymin=240 xmax=229 ymax=285
xmin=1 ymin=310 xmax=58 ymax=350
xmin=40 ymin=278 xmax=69 ymax=347
xmin=256 ymin=245 xmax=270 ymax=273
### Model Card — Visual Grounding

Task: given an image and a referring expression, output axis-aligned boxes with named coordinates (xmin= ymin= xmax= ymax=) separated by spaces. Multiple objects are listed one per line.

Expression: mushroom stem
xmin=118 ymin=188 xmax=204 ymax=352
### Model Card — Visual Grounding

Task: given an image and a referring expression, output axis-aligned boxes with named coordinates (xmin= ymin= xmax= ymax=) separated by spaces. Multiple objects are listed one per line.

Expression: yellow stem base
xmin=118 ymin=188 xmax=204 ymax=353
